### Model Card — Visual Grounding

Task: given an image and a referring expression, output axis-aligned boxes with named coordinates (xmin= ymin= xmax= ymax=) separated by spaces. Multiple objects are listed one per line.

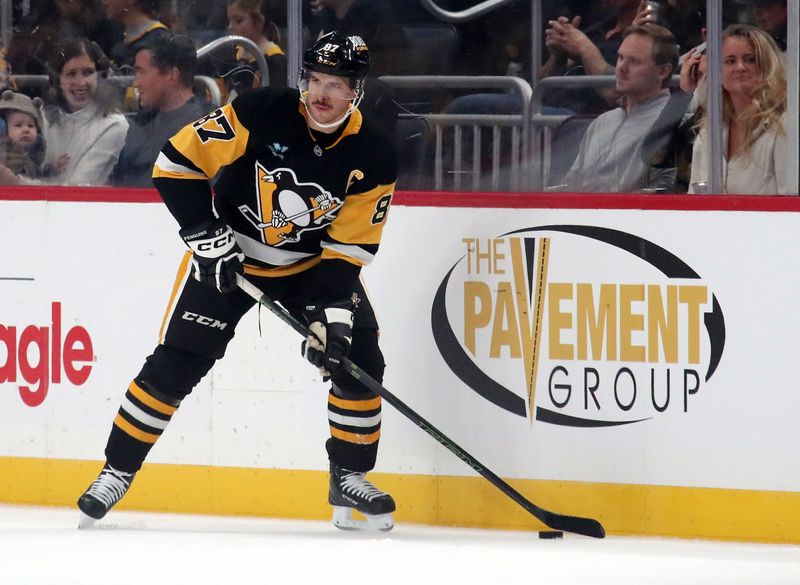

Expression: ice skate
xmin=329 ymin=463 xmax=395 ymax=532
xmin=77 ymin=464 xmax=135 ymax=528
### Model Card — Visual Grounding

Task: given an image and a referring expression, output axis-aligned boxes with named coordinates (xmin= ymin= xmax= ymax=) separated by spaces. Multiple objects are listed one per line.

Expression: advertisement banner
xmin=3 ymin=190 xmax=800 ymax=540
xmin=367 ymin=205 xmax=800 ymax=492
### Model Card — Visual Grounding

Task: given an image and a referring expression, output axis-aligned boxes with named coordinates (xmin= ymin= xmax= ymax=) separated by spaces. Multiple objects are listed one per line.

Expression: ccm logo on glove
xmin=180 ymin=220 xmax=245 ymax=293
xmin=196 ymin=230 xmax=235 ymax=254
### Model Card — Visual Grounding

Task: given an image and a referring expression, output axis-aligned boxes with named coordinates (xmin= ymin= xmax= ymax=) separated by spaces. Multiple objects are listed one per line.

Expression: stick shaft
xmin=235 ymin=274 xmax=605 ymax=538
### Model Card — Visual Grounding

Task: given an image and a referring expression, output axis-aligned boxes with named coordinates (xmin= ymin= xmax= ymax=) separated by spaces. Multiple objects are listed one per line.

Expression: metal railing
xmin=381 ymin=75 xmax=532 ymax=191
xmin=528 ymin=75 xmax=618 ymax=191
xmin=420 ymin=0 xmax=517 ymax=23
xmin=12 ymin=34 xmax=268 ymax=111
xmin=197 ymin=35 xmax=270 ymax=89
xmin=529 ymin=75 xmax=685 ymax=191
xmin=107 ymin=75 xmax=223 ymax=108
xmin=12 ymin=74 xmax=224 ymax=109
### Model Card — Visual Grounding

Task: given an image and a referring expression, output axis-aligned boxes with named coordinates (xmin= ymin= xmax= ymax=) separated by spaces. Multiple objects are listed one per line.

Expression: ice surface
xmin=1 ymin=504 xmax=798 ymax=585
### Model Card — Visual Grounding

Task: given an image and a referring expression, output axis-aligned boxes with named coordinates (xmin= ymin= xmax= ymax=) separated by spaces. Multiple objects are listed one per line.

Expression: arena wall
xmin=2 ymin=187 xmax=800 ymax=543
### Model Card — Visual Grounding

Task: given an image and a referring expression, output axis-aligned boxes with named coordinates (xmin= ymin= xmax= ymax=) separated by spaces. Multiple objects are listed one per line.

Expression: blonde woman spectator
xmin=688 ymin=25 xmax=787 ymax=195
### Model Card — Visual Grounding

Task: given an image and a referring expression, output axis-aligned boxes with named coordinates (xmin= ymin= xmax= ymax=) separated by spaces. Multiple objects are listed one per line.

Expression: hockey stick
xmin=236 ymin=274 xmax=605 ymax=538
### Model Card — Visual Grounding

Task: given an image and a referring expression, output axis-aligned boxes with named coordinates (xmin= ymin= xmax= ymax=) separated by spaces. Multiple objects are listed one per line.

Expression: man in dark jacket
xmin=110 ymin=34 xmax=206 ymax=187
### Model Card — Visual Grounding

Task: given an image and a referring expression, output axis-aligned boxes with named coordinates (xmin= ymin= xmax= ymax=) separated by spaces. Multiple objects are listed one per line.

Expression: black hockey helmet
xmin=302 ymin=31 xmax=370 ymax=81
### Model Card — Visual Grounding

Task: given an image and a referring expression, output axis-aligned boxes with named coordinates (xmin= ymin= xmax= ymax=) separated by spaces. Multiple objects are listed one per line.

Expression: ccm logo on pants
xmin=181 ymin=311 xmax=228 ymax=330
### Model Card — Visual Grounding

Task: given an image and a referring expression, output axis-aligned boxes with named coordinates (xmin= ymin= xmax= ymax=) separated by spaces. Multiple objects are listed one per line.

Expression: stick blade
xmin=542 ymin=512 xmax=605 ymax=538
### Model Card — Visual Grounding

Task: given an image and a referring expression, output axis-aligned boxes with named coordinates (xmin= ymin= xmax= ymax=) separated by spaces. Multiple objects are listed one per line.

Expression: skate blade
xmin=78 ymin=511 xmax=99 ymax=529
xmin=331 ymin=506 xmax=394 ymax=532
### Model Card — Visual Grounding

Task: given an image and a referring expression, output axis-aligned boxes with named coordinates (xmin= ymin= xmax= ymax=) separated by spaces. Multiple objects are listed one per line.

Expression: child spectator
xmin=104 ymin=0 xmax=174 ymax=70
xmin=226 ymin=0 xmax=287 ymax=91
xmin=0 ymin=90 xmax=46 ymax=179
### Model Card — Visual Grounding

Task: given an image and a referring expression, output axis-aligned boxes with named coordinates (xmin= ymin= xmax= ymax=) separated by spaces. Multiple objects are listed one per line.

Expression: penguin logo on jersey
xmin=238 ymin=163 xmax=342 ymax=246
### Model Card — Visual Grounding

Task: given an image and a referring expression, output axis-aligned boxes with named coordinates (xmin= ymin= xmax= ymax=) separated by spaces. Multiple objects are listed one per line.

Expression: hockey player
xmin=77 ymin=32 xmax=398 ymax=531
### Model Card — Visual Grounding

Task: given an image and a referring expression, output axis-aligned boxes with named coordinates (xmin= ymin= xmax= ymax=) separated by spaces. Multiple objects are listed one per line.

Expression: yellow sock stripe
xmin=328 ymin=394 xmax=381 ymax=412
xmin=128 ymin=381 xmax=178 ymax=416
xmin=114 ymin=414 xmax=160 ymax=444
xmin=330 ymin=427 xmax=380 ymax=445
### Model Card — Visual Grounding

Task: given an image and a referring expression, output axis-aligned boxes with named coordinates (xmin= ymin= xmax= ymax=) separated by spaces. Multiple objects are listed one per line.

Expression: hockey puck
xmin=538 ymin=530 xmax=564 ymax=539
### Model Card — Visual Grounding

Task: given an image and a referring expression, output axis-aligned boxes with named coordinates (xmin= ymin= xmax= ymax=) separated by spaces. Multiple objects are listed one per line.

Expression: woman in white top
xmin=688 ymin=24 xmax=787 ymax=195
xmin=41 ymin=38 xmax=129 ymax=185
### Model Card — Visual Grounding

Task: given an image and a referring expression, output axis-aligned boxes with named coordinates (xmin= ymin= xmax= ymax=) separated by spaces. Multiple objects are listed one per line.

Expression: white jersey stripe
xmin=234 ymin=230 xmax=316 ymax=265
xmin=154 ymin=152 xmax=206 ymax=178
xmin=321 ymin=241 xmax=375 ymax=265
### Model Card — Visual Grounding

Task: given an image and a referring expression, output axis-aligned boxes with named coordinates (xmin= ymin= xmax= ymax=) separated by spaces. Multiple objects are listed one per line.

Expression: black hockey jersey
xmin=152 ymin=87 xmax=398 ymax=288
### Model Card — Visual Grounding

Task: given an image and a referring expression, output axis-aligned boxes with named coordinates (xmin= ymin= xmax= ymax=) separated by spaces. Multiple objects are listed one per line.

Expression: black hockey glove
xmin=301 ymin=299 xmax=354 ymax=379
xmin=179 ymin=219 xmax=244 ymax=293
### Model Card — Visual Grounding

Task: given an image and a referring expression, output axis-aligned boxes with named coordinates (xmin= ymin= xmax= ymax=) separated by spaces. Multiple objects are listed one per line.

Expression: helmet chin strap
xmin=301 ymin=90 xmax=364 ymax=130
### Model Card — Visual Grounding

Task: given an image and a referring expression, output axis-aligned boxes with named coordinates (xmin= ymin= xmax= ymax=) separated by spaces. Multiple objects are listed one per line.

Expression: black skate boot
xmin=329 ymin=463 xmax=396 ymax=531
xmin=77 ymin=464 xmax=135 ymax=528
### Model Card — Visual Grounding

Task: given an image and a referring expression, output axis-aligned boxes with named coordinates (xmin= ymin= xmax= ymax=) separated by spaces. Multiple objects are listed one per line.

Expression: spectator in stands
xmin=632 ymin=0 xmax=706 ymax=53
xmin=638 ymin=39 xmax=707 ymax=194
xmin=309 ymin=0 xmax=405 ymax=77
xmin=0 ymin=90 xmax=47 ymax=180
xmin=0 ymin=46 xmax=12 ymax=93
xmin=40 ymin=38 xmax=128 ymax=185
xmin=104 ymin=0 xmax=173 ymax=70
xmin=749 ymin=0 xmax=787 ymax=52
xmin=109 ymin=34 xmax=206 ymax=187
xmin=226 ymin=0 xmax=287 ymax=91
xmin=540 ymin=0 xmax=639 ymax=113
xmin=7 ymin=0 xmax=121 ymax=78
xmin=560 ymin=23 xmax=680 ymax=192
xmin=688 ymin=25 xmax=787 ymax=195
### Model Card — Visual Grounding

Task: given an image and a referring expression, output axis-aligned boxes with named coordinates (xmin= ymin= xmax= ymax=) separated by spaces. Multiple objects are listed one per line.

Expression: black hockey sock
xmin=326 ymin=384 xmax=381 ymax=472
xmin=104 ymin=380 xmax=181 ymax=473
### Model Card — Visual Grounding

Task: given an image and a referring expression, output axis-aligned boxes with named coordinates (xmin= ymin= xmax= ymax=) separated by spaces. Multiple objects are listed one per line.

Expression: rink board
xmin=1 ymin=187 xmax=800 ymax=543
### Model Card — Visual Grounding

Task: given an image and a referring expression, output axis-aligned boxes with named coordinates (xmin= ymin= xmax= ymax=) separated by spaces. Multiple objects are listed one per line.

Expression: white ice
xmin=1 ymin=504 xmax=798 ymax=585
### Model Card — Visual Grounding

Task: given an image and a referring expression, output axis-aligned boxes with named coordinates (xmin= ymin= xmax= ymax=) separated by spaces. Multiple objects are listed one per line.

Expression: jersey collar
xmin=298 ymin=102 xmax=363 ymax=150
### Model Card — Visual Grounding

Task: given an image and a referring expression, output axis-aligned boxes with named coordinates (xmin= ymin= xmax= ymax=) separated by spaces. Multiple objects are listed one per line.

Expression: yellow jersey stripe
xmin=153 ymin=152 xmax=206 ymax=179
xmin=265 ymin=44 xmax=284 ymax=57
xmin=126 ymin=21 xmax=168 ymax=44
xmin=242 ymin=256 xmax=322 ymax=277
xmin=159 ymin=252 xmax=192 ymax=343
xmin=319 ymin=248 xmax=362 ymax=266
